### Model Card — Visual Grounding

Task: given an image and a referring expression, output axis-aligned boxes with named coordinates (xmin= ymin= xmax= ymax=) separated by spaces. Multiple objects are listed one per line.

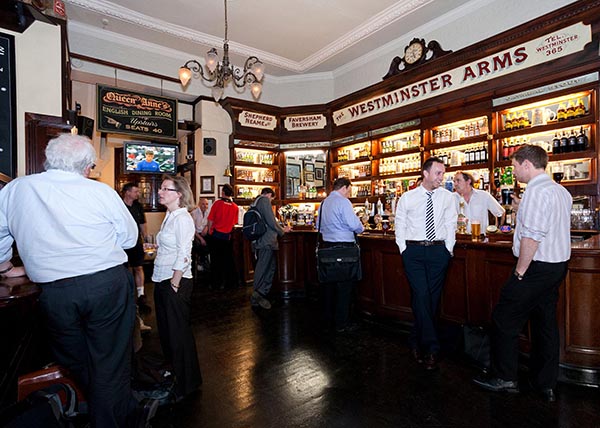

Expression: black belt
xmin=406 ymin=240 xmax=445 ymax=247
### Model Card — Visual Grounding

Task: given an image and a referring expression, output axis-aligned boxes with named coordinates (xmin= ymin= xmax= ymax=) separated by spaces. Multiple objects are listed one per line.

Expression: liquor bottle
xmin=502 ymin=139 xmax=510 ymax=161
xmin=557 ymin=103 xmax=567 ymax=121
xmin=568 ymin=130 xmax=577 ymax=152
xmin=504 ymin=114 xmax=513 ymax=131
xmin=575 ymin=98 xmax=586 ymax=118
xmin=552 ymin=133 xmax=560 ymax=155
xmin=560 ymin=132 xmax=569 ymax=153
xmin=500 ymin=206 xmax=513 ymax=233
xmin=577 ymin=126 xmax=589 ymax=151
xmin=566 ymin=100 xmax=576 ymax=120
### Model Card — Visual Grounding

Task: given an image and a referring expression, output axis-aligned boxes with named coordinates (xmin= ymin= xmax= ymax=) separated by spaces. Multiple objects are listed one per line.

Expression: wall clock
xmin=404 ymin=40 xmax=425 ymax=65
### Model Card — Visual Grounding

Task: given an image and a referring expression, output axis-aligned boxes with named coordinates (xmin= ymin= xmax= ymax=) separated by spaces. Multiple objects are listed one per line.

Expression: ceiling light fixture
xmin=178 ymin=0 xmax=265 ymax=102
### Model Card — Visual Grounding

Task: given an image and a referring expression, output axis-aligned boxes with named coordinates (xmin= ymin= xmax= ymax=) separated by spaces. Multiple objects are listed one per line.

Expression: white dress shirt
xmin=395 ymin=185 xmax=457 ymax=254
xmin=0 ymin=170 xmax=138 ymax=283
xmin=513 ymin=173 xmax=571 ymax=262
xmin=455 ymin=189 xmax=505 ymax=233
xmin=152 ymin=207 xmax=195 ymax=282
xmin=191 ymin=207 xmax=210 ymax=234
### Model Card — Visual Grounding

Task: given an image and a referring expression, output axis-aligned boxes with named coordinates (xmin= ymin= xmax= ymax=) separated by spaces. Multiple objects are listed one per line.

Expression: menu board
xmin=0 ymin=32 xmax=16 ymax=178
xmin=96 ymin=85 xmax=178 ymax=139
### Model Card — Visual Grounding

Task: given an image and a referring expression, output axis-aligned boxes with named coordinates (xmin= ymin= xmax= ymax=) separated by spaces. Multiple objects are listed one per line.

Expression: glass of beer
xmin=471 ymin=220 xmax=481 ymax=242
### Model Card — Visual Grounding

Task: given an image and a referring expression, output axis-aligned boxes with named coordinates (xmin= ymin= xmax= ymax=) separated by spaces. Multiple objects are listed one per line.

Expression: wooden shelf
xmin=424 ymin=134 xmax=490 ymax=150
xmin=235 ymin=162 xmax=279 ymax=169
xmin=375 ymin=147 xmax=421 ymax=159
xmin=494 ymin=116 xmax=593 ymax=139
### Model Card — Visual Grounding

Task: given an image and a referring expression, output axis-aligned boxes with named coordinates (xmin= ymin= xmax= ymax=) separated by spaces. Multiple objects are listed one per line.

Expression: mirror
xmin=284 ymin=150 xmax=327 ymax=198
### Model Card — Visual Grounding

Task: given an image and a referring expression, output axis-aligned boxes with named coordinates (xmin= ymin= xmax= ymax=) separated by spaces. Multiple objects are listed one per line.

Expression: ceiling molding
xmin=64 ymin=0 xmax=436 ymax=73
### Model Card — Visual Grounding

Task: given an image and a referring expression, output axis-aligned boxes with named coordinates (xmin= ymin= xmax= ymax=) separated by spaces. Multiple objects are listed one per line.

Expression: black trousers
xmin=320 ymin=241 xmax=357 ymax=331
xmin=209 ymin=235 xmax=239 ymax=288
xmin=38 ymin=264 xmax=138 ymax=428
xmin=491 ymin=260 xmax=567 ymax=388
xmin=154 ymin=277 xmax=202 ymax=398
xmin=401 ymin=244 xmax=451 ymax=354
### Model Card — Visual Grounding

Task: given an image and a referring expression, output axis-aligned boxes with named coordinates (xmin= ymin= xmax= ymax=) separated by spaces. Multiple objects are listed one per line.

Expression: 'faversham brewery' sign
xmin=97 ymin=85 xmax=177 ymax=139
xmin=333 ymin=22 xmax=591 ymax=126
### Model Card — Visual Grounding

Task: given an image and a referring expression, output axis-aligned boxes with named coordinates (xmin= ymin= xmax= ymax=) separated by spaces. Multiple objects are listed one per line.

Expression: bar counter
xmin=270 ymin=229 xmax=600 ymax=387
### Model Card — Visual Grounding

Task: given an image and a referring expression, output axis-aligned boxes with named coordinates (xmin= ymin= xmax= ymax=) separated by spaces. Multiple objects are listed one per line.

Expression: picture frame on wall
xmin=304 ymin=162 xmax=315 ymax=172
xmin=315 ymin=168 xmax=324 ymax=180
xmin=217 ymin=184 xmax=224 ymax=197
xmin=287 ymin=163 xmax=301 ymax=179
xmin=200 ymin=176 xmax=215 ymax=194
xmin=305 ymin=172 xmax=315 ymax=182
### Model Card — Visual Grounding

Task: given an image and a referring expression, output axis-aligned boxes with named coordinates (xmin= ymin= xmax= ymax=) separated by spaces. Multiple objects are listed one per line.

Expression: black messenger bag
xmin=315 ymin=200 xmax=362 ymax=283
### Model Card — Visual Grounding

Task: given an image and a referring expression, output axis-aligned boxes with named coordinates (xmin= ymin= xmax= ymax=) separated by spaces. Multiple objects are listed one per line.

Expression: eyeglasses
xmin=90 ymin=164 xmax=96 ymax=170
xmin=159 ymin=187 xmax=178 ymax=192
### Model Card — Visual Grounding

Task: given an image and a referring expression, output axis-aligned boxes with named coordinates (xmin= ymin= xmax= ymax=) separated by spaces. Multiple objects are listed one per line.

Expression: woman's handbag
xmin=315 ymin=200 xmax=362 ymax=283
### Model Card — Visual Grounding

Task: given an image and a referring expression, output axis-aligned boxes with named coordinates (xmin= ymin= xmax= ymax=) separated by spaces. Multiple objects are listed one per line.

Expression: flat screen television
xmin=124 ymin=141 xmax=178 ymax=174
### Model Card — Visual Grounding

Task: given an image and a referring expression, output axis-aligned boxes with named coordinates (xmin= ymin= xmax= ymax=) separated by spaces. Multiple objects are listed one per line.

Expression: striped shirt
xmin=395 ymin=185 xmax=457 ymax=254
xmin=513 ymin=173 xmax=572 ymax=262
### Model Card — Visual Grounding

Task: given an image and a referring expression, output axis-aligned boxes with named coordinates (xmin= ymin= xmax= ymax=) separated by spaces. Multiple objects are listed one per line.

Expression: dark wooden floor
xmin=140 ymin=279 xmax=600 ymax=428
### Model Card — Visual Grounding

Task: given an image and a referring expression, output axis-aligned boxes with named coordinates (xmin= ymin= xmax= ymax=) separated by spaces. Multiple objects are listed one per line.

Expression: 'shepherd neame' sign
xmin=97 ymin=85 xmax=177 ymax=139
xmin=0 ymin=32 xmax=15 ymax=178
xmin=238 ymin=110 xmax=277 ymax=130
xmin=333 ymin=22 xmax=591 ymax=126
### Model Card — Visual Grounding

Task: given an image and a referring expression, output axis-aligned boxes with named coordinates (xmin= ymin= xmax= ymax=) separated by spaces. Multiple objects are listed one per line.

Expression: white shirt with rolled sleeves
xmin=152 ymin=208 xmax=195 ymax=282
xmin=513 ymin=173 xmax=571 ymax=263
xmin=395 ymin=185 xmax=457 ymax=254
xmin=455 ymin=188 xmax=505 ymax=233
xmin=0 ymin=170 xmax=139 ymax=283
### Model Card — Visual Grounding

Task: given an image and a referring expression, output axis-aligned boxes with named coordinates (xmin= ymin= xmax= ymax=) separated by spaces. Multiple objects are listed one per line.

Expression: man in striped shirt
xmin=474 ymin=145 xmax=572 ymax=403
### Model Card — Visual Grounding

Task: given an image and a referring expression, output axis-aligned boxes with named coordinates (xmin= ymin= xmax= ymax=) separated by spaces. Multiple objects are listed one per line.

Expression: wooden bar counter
xmin=267 ymin=229 xmax=600 ymax=387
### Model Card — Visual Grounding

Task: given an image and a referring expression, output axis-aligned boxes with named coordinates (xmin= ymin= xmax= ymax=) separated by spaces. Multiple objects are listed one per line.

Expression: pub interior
xmin=2 ymin=0 xmax=600 ymax=426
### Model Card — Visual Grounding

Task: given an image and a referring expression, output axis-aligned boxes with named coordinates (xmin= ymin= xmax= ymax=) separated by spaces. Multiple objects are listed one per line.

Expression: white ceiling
xmin=63 ymin=0 xmax=475 ymax=77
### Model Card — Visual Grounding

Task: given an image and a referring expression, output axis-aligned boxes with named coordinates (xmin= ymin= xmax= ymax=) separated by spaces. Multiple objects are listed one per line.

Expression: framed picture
xmin=315 ymin=168 xmax=324 ymax=180
xmin=305 ymin=172 xmax=315 ymax=182
xmin=217 ymin=184 xmax=224 ymax=197
xmin=200 ymin=176 xmax=215 ymax=194
xmin=304 ymin=162 xmax=315 ymax=172
xmin=287 ymin=163 xmax=301 ymax=179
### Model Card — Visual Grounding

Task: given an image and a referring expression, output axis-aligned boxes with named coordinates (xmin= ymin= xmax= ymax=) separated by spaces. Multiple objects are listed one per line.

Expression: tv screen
xmin=124 ymin=141 xmax=178 ymax=174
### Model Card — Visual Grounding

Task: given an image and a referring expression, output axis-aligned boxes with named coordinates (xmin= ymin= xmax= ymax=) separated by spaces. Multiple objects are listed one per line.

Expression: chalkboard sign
xmin=0 ymin=32 xmax=16 ymax=178
xmin=96 ymin=85 xmax=178 ymax=139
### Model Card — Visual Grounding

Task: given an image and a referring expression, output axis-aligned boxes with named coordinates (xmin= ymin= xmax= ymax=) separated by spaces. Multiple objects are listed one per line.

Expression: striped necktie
xmin=425 ymin=191 xmax=435 ymax=241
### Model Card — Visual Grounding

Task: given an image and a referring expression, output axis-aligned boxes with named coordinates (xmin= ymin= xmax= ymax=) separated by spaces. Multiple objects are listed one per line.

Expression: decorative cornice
xmin=63 ymin=0 xmax=432 ymax=73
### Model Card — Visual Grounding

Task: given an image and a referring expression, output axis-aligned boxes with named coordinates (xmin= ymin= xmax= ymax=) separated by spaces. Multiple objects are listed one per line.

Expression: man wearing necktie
xmin=395 ymin=157 xmax=457 ymax=370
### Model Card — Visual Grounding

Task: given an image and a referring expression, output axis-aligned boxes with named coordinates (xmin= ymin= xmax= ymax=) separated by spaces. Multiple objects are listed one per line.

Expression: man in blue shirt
xmin=0 ymin=134 xmax=158 ymax=427
xmin=136 ymin=150 xmax=160 ymax=172
xmin=318 ymin=177 xmax=364 ymax=332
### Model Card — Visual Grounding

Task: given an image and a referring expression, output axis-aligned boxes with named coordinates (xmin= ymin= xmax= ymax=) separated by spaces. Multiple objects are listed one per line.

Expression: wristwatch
xmin=514 ymin=271 xmax=524 ymax=281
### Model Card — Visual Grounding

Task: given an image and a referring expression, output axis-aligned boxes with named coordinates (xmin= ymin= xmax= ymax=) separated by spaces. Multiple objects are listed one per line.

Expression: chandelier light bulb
xmin=251 ymin=62 xmax=264 ymax=81
xmin=205 ymin=48 xmax=219 ymax=73
xmin=211 ymin=85 xmax=225 ymax=102
xmin=179 ymin=66 xmax=192 ymax=86
xmin=250 ymin=81 xmax=262 ymax=99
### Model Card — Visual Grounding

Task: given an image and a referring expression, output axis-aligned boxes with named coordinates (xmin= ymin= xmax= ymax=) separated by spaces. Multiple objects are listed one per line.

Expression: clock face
xmin=405 ymin=42 xmax=424 ymax=65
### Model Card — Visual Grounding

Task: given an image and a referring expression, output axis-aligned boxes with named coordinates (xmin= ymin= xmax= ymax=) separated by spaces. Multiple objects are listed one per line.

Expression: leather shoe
xmin=423 ymin=354 xmax=438 ymax=371
xmin=473 ymin=376 xmax=519 ymax=393
xmin=411 ymin=349 xmax=423 ymax=364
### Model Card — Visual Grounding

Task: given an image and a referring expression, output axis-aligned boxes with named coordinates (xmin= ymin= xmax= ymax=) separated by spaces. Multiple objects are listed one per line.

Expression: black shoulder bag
xmin=315 ymin=200 xmax=362 ymax=283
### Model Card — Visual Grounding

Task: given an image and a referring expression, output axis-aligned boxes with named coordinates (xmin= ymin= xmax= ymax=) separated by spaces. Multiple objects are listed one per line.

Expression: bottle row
xmin=433 ymin=118 xmax=488 ymax=143
xmin=380 ymin=132 xmax=421 ymax=153
xmin=336 ymin=143 xmax=371 ymax=162
xmin=235 ymin=168 xmax=276 ymax=183
xmin=431 ymin=144 xmax=489 ymax=168
xmin=235 ymin=150 xmax=276 ymax=165
xmin=501 ymin=94 xmax=589 ymax=131
xmin=378 ymin=155 xmax=422 ymax=176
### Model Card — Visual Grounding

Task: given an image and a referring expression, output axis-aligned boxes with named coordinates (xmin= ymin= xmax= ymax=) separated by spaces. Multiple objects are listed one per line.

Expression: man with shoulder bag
xmin=250 ymin=188 xmax=291 ymax=310
xmin=317 ymin=178 xmax=364 ymax=333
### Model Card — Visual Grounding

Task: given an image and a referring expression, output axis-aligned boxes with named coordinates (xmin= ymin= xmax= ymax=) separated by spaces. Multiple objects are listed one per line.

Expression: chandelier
xmin=178 ymin=0 xmax=265 ymax=101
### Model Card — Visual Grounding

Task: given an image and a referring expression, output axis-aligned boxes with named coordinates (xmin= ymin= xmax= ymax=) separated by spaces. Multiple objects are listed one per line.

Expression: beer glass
xmin=471 ymin=220 xmax=481 ymax=241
